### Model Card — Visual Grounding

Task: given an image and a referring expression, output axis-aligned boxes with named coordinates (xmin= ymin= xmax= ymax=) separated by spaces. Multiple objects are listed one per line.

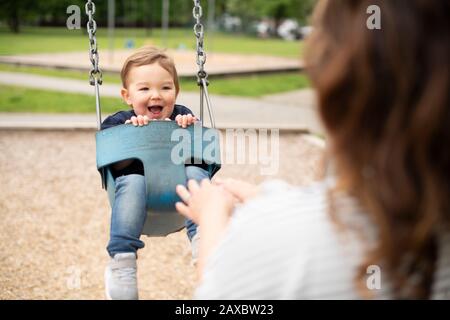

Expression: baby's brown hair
xmin=120 ymin=45 xmax=180 ymax=95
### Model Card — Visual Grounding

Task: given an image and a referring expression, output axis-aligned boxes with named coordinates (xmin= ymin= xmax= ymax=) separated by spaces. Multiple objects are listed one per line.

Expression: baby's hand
xmin=175 ymin=114 xmax=198 ymax=128
xmin=125 ymin=115 xmax=150 ymax=126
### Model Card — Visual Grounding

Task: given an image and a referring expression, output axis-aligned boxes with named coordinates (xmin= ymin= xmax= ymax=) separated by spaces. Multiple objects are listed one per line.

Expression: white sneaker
xmin=104 ymin=252 xmax=138 ymax=300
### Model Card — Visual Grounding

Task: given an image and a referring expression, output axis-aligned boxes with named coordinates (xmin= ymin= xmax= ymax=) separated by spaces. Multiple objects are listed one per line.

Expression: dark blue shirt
xmin=100 ymin=104 xmax=196 ymax=178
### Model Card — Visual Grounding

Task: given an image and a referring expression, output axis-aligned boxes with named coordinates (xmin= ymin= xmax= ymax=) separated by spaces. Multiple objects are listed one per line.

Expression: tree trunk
xmin=8 ymin=6 xmax=20 ymax=33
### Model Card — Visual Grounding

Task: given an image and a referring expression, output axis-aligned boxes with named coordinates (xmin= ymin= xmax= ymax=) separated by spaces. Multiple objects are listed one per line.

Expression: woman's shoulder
xmin=196 ymin=178 xmax=369 ymax=299
xmin=228 ymin=179 xmax=336 ymax=259
xmin=233 ymin=178 xmax=332 ymax=227
xmin=231 ymin=178 xmax=368 ymax=257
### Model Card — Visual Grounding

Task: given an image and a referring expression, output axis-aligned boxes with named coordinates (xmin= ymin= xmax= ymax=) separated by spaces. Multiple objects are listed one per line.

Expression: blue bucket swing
xmin=86 ymin=0 xmax=221 ymax=236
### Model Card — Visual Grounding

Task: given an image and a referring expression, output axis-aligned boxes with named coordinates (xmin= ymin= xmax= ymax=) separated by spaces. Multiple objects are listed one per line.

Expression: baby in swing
xmin=100 ymin=46 xmax=209 ymax=300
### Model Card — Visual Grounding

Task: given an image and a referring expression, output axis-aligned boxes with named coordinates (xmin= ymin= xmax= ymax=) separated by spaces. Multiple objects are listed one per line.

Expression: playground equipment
xmin=85 ymin=0 xmax=221 ymax=236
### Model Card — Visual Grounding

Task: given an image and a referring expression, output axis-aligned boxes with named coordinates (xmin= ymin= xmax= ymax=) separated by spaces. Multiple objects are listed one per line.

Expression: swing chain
xmin=86 ymin=0 xmax=103 ymax=86
xmin=193 ymin=0 xmax=208 ymax=85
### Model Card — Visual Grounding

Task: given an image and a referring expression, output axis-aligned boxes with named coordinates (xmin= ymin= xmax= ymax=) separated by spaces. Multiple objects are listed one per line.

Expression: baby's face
xmin=122 ymin=63 xmax=176 ymax=120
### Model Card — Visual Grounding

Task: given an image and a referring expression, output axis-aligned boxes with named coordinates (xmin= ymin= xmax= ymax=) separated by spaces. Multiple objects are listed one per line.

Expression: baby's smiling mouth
xmin=148 ymin=105 xmax=163 ymax=115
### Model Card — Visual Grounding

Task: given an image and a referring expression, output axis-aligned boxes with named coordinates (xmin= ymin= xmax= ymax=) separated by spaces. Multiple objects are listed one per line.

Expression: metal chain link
xmin=86 ymin=0 xmax=102 ymax=85
xmin=85 ymin=0 xmax=102 ymax=130
xmin=193 ymin=0 xmax=208 ymax=83
xmin=192 ymin=0 xmax=216 ymax=127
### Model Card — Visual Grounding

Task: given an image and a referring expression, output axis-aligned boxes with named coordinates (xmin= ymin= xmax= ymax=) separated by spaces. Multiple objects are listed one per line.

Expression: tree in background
xmin=224 ymin=0 xmax=316 ymax=31
xmin=1 ymin=0 xmax=38 ymax=33
xmin=0 ymin=0 xmax=316 ymax=35
xmin=0 ymin=0 xmax=89 ymax=33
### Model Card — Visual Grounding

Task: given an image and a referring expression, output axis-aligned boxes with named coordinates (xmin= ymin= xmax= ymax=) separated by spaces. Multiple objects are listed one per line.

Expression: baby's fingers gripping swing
xmin=86 ymin=0 xmax=221 ymax=236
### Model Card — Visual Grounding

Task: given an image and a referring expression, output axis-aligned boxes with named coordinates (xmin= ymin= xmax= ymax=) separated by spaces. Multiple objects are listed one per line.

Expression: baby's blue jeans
xmin=106 ymin=166 xmax=209 ymax=257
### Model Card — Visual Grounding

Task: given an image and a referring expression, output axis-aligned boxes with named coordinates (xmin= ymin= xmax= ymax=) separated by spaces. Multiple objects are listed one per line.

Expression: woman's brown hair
xmin=306 ymin=0 xmax=449 ymax=298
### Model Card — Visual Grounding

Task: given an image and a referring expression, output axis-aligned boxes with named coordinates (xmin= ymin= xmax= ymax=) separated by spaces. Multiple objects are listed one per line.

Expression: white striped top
xmin=195 ymin=179 xmax=450 ymax=299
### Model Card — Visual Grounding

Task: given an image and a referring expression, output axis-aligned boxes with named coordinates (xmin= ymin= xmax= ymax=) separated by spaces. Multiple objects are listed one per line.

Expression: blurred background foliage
xmin=0 ymin=0 xmax=316 ymax=34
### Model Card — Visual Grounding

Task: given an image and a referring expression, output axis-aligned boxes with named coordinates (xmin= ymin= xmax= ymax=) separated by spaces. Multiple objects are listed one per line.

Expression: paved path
xmin=0 ymin=71 xmax=322 ymax=134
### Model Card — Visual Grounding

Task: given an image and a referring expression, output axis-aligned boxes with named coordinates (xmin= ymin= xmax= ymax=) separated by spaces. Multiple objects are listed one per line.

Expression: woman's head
xmin=306 ymin=0 xmax=449 ymax=298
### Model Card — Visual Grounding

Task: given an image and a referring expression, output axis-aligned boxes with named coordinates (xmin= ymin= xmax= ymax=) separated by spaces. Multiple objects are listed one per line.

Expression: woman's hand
xmin=215 ymin=178 xmax=261 ymax=203
xmin=176 ymin=179 xmax=235 ymax=279
xmin=175 ymin=178 xmax=259 ymax=225
xmin=176 ymin=179 xmax=235 ymax=225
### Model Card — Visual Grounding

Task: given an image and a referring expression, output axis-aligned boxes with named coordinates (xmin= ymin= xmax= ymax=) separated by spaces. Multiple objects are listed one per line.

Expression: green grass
xmin=0 ymin=68 xmax=310 ymax=113
xmin=0 ymin=64 xmax=310 ymax=98
xmin=0 ymin=26 xmax=303 ymax=58
xmin=0 ymin=85 xmax=123 ymax=113
xmin=182 ymin=73 xmax=310 ymax=97
xmin=0 ymin=63 xmax=123 ymax=84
